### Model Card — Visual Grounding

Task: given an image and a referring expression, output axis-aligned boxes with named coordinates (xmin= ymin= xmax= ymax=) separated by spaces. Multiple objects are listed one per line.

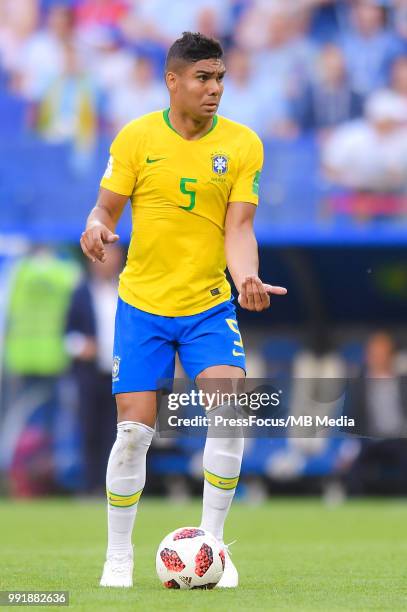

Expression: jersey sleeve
xmin=100 ymin=123 xmax=140 ymax=196
xmin=229 ymin=131 xmax=264 ymax=205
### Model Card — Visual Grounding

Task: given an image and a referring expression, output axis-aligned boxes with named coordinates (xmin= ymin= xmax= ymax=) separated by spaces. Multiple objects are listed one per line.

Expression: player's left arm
xmin=224 ymin=201 xmax=287 ymax=311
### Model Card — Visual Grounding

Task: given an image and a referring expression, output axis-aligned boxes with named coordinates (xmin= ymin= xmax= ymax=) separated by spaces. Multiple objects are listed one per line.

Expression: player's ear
xmin=165 ymin=71 xmax=177 ymax=93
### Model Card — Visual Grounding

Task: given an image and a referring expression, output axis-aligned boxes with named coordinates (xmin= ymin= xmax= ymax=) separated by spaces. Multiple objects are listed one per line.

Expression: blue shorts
xmin=112 ymin=297 xmax=246 ymax=394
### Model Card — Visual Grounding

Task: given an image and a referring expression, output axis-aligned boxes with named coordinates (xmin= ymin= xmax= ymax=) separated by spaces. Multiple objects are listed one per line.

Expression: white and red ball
xmin=156 ymin=527 xmax=225 ymax=589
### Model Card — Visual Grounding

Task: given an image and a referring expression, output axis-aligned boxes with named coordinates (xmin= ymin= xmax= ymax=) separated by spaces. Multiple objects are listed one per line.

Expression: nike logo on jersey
xmin=146 ymin=156 xmax=166 ymax=163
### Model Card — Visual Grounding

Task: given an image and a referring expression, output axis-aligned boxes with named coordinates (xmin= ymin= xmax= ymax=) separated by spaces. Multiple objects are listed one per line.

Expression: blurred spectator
xmin=339 ymin=0 xmax=403 ymax=98
xmin=36 ymin=43 xmax=98 ymax=154
xmin=237 ymin=2 xmax=314 ymax=136
xmin=12 ymin=4 xmax=76 ymax=101
xmin=65 ymin=245 xmax=123 ymax=494
xmin=5 ymin=246 xmax=79 ymax=377
xmin=236 ymin=1 xmax=315 ymax=63
xmin=105 ymin=56 xmax=167 ymax=131
xmin=196 ymin=5 xmax=226 ymax=41
xmin=74 ymin=0 xmax=129 ymax=66
xmin=219 ymin=47 xmax=274 ymax=134
xmin=307 ymin=0 xmax=342 ymax=43
xmin=8 ymin=426 xmax=54 ymax=497
xmin=389 ymin=54 xmax=407 ymax=102
xmin=0 ymin=0 xmax=39 ymax=74
xmin=292 ymin=44 xmax=363 ymax=134
xmin=348 ymin=332 xmax=407 ymax=437
xmin=322 ymin=89 xmax=407 ymax=193
xmin=121 ymin=0 xmax=230 ymax=48
xmin=392 ymin=0 xmax=407 ymax=43
xmin=235 ymin=0 xmax=283 ymax=51
xmin=0 ymin=247 xmax=79 ymax=486
xmin=75 ymin=0 xmax=128 ymax=32
xmin=345 ymin=331 xmax=407 ymax=495
xmin=78 ymin=27 xmax=134 ymax=94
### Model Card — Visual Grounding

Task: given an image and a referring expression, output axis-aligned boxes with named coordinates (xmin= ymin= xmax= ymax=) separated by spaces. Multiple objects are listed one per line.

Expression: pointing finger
xmin=263 ymin=285 xmax=287 ymax=296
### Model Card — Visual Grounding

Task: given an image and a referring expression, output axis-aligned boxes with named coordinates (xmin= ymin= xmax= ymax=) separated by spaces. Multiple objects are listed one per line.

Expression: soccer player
xmin=80 ymin=32 xmax=287 ymax=588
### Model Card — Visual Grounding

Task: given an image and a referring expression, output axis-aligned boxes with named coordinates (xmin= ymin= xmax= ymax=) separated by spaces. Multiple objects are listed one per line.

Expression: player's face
xmin=169 ymin=58 xmax=226 ymax=119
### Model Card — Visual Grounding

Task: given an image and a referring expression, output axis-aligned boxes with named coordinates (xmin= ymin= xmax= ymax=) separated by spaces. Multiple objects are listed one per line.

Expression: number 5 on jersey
xmin=226 ymin=318 xmax=245 ymax=357
xmin=179 ymin=177 xmax=197 ymax=211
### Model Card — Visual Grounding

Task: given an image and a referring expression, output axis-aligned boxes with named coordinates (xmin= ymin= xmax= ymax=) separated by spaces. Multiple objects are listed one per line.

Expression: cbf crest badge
xmin=112 ymin=356 xmax=121 ymax=380
xmin=212 ymin=153 xmax=229 ymax=175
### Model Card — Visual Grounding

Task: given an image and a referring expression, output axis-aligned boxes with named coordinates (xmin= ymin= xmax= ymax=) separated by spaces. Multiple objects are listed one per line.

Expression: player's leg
xmin=101 ymin=392 xmax=157 ymax=587
xmin=196 ymin=365 xmax=245 ymax=546
xmin=177 ymin=299 xmax=246 ymax=587
xmin=197 ymin=365 xmax=244 ymax=588
xmin=101 ymin=297 xmax=176 ymax=587
xmin=106 ymin=392 xmax=157 ymax=557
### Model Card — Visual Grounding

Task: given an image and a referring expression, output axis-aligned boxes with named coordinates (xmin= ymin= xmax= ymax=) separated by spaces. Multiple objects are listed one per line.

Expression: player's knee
xmin=213 ymin=436 xmax=244 ymax=458
xmin=208 ymin=404 xmax=245 ymax=445
xmin=205 ymin=433 xmax=244 ymax=460
xmin=113 ymin=421 xmax=154 ymax=465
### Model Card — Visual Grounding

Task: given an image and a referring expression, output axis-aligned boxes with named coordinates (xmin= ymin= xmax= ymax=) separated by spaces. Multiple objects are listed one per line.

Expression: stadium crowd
xmin=1 ymin=0 xmax=407 ymax=196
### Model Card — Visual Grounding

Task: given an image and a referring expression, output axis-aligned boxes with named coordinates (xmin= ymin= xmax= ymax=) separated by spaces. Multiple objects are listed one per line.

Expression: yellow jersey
xmin=100 ymin=109 xmax=263 ymax=316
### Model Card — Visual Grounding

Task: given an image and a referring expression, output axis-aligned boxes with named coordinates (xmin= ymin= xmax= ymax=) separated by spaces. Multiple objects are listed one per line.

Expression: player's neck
xmin=168 ymin=107 xmax=215 ymax=141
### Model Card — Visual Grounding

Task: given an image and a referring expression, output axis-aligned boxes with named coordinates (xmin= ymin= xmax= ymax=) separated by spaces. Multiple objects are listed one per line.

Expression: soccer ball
xmin=156 ymin=527 xmax=225 ymax=589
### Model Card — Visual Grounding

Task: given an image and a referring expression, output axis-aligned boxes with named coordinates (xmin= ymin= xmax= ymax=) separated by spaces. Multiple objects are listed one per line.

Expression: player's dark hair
xmin=165 ymin=32 xmax=223 ymax=72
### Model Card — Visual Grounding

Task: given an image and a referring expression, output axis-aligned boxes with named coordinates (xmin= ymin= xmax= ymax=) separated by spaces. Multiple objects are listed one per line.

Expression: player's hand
xmin=238 ymin=275 xmax=287 ymax=311
xmin=80 ymin=224 xmax=119 ymax=263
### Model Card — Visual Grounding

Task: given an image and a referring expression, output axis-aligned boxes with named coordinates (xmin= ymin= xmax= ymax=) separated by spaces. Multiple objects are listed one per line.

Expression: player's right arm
xmin=80 ymin=188 xmax=128 ymax=263
xmin=81 ymin=121 xmax=140 ymax=263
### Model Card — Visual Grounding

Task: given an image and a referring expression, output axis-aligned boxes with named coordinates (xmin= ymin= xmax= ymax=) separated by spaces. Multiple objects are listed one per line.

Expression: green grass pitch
xmin=1 ymin=498 xmax=407 ymax=610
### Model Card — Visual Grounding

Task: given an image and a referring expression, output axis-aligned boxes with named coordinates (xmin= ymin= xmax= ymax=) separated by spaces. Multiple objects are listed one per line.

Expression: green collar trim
xmin=163 ymin=108 xmax=218 ymax=139
xmin=163 ymin=108 xmax=178 ymax=133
